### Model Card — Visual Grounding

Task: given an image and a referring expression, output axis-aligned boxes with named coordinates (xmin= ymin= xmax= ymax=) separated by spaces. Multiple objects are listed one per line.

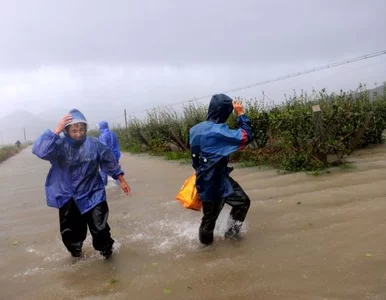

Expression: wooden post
xmin=351 ymin=111 xmax=374 ymax=150
xmin=312 ymin=105 xmax=327 ymax=164
xmin=124 ymin=109 xmax=128 ymax=129
xmin=23 ymin=128 xmax=27 ymax=143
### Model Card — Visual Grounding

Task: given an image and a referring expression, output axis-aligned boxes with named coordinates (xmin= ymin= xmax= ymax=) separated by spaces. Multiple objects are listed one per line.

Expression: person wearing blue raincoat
xmin=98 ymin=120 xmax=121 ymax=186
xmin=189 ymin=94 xmax=252 ymax=245
xmin=32 ymin=109 xmax=131 ymax=258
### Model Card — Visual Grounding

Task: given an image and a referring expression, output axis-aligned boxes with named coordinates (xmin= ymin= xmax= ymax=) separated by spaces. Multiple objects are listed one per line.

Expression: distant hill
xmin=368 ymin=84 xmax=385 ymax=99
xmin=0 ymin=110 xmax=56 ymax=145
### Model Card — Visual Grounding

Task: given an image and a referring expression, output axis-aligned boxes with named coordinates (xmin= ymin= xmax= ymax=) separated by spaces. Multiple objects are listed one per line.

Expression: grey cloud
xmin=0 ymin=0 xmax=385 ymax=145
xmin=0 ymin=0 xmax=385 ymax=68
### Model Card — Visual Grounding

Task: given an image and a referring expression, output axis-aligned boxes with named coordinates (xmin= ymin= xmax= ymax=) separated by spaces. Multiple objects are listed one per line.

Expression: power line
xmin=110 ymin=48 xmax=386 ymax=120
xmin=254 ymin=54 xmax=386 ymax=103
xmin=109 ymin=113 xmax=125 ymax=121
xmin=219 ymin=49 xmax=386 ymax=95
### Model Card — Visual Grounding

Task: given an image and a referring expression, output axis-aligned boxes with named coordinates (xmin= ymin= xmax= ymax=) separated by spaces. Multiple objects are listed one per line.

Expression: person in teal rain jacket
xmin=98 ymin=120 xmax=121 ymax=186
xmin=32 ymin=109 xmax=131 ymax=258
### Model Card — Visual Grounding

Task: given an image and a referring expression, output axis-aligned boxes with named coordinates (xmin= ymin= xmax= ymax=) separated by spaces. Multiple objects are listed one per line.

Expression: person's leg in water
xmin=85 ymin=200 xmax=115 ymax=258
xmin=59 ymin=199 xmax=88 ymax=257
xmin=224 ymin=177 xmax=251 ymax=239
xmin=199 ymin=199 xmax=225 ymax=245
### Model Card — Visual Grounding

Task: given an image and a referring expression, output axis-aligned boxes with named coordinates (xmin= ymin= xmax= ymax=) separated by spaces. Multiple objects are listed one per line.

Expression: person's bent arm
xmin=32 ymin=114 xmax=71 ymax=162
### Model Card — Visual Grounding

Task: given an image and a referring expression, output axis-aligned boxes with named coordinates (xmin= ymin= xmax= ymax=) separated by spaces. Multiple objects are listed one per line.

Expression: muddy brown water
xmin=1 ymin=146 xmax=386 ymax=300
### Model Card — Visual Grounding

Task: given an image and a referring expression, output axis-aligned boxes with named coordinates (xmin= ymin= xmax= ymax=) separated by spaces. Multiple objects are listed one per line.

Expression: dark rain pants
xmin=199 ymin=177 xmax=250 ymax=245
xmin=59 ymin=199 xmax=114 ymax=254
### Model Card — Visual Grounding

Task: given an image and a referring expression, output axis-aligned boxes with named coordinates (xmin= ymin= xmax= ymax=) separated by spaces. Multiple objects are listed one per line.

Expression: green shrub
xmin=113 ymin=84 xmax=386 ymax=172
xmin=0 ymin=145 xmax=26 ymax=163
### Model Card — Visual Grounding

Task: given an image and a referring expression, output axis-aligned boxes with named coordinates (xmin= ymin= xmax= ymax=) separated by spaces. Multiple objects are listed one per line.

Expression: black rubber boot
xmin=100 ymin=239 xmax=114 ymax=259
xmin=199 ymin=226 xmax=214 ymax=245
xmin=100 ymin=248 xmax=113 ymax=259
xmin=224 ymin=219 xmax=241 ymax=240
xmin=224 ymin=177 xmax=250 ymax=240
xmin=70 ymin=243 xmax=83 ymax=257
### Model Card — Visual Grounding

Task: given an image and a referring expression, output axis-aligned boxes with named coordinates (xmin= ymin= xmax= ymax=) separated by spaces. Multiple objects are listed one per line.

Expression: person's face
xmin=68 ymin=123 xmax=87 ymax=140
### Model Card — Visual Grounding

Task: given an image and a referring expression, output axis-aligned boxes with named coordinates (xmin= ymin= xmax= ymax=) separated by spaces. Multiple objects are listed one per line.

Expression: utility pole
xmin=0 ymin=131 xmax=3 ymax=145
xmin=124 ymin=109 xmax=128 ymax=129
xmin=23 ymin=127 xmax=27 ymax=143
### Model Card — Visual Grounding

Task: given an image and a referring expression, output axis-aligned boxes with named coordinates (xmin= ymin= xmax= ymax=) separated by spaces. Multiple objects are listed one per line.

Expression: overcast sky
xmin=0 ymin=0 xmax=385 ymax=130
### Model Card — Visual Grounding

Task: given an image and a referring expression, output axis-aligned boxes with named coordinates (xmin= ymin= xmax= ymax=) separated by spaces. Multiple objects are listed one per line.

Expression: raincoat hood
xmin=98 ymin=120 xmax=121 ymax=162
xmin=207 ymin=94 xmax=234 ymax=123
xmin=66 ymin=109 xmax=88 ymax=126
xmin=64 ymin=109 xmax=88 ymax=147
xmin=98 ymin=121 xmax=109 ymax=132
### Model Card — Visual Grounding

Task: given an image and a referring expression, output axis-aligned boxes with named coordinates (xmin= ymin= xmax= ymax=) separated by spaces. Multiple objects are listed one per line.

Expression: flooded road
xmin=1 ymin=146 xmax=386 ymax=300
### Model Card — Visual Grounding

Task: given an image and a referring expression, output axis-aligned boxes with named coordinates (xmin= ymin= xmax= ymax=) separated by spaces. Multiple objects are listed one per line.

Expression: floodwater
xmin=1 ymin=146 xmax=386 ymax=300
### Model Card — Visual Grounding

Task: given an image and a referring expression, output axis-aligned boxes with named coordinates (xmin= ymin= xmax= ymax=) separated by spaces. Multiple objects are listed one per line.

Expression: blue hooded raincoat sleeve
xmin=32 ymin=129 xmax=62 ymax=162
xmin=97 ymin=141 xmax=124 ymax=179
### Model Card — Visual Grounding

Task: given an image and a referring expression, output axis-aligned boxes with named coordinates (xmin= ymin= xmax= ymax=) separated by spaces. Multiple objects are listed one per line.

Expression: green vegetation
xmin=0 ymin=145 xmax=26 ymax=163
xmin=114 ymin=84 xmax=386 ymax=172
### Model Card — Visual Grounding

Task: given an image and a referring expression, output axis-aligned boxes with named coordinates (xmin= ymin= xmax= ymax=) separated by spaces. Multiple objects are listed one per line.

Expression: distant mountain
xmin=0 ymin=110 xmax=56 ymax=145
xmin=368 ymin=84 xmax=385 ymax=99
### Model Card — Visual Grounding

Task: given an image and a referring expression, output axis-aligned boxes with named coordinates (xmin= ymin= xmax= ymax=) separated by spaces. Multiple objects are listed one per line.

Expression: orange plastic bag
xmin=175 ymin=174 xmax=202 ymax=211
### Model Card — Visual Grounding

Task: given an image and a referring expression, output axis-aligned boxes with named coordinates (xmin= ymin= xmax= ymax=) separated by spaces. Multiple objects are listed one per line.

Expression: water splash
xmin=13 ymin=267 xmax=44 ymax=278
xmin=124 ymin=205 xmax=248 ymax=255
xmin=26 ymin=247 xmax=39 ymax=255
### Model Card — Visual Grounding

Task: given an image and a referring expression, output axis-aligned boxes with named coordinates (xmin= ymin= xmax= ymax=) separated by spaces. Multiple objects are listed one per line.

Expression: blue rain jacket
xmin=32 ymin=109 xmax=124 ymax=214
xmin=98 ymin=121 xmax=121 ymax=161
xmin=189 ymin=94 xmax=252 ymax=202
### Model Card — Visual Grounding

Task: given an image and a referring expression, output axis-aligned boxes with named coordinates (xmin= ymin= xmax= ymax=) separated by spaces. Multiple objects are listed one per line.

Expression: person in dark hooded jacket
xmin=98 ymin=120 xmax=121 ymax=186
xmin=32 ymin=109 xmax=131 ymax=258
xmin=189 ymin=94 xmax=252 ymax=245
